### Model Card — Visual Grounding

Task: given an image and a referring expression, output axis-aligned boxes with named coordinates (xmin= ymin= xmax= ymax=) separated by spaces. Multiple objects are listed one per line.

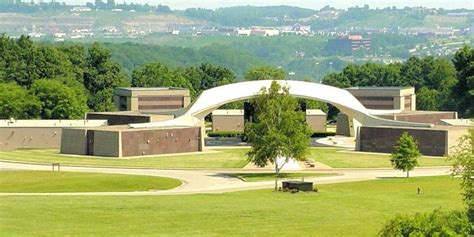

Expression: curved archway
xmin=129 ymin=80 xmax=431 ymax=134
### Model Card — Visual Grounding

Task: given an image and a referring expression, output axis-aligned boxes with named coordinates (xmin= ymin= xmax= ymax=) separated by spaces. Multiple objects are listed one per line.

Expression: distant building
xmin=305 ymin=109 xmax=327 ymax=132
xmin=326 ymin=35 xmax=371 ymax=52
xmin=114 ymin=87 xmax=191 ymax=112
xmin=71 ymin=6 xmax=91 ymax=12
xmin=346 ymin=86 xmax=415 ymax=111
xmin=237 ymin=28 xmax=280 ymax=36
xmin=212 ymin=110 xmax=244 ymax=132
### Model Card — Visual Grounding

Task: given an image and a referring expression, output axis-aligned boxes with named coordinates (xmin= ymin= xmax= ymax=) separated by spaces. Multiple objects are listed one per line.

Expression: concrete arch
xmin=129 ymin=80 xmax=431 ymax=133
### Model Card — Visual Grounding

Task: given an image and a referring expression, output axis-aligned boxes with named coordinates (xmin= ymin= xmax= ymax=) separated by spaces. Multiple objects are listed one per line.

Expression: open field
xmin=225 ymin=172 xmax=337 ymax=182
xmin=0 ymin=176 xmax=463 ymax=236
xmin=0 ymin=148 xmax=450 ymax=169
xmin=0 ymin=149 xmax=248 ymax=169
xmin=309 ymin=148 xmax=451 ymax=168
xmin=0 ymin=171 xmax=181 ymax=193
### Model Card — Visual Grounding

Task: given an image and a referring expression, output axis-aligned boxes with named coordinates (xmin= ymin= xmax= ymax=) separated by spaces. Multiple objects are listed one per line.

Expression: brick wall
xmin=358 ymin=126 xmax=448 ymax=156
xmin=121 ymin=127 xmax=201 ymax=157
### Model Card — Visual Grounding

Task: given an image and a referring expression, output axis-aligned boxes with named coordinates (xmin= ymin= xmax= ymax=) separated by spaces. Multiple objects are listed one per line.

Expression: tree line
xmin=0 ymin=35 xmax=472 ymax=119
xmin=0 ymin=35 xmax=299 ymax=119
xmin=322 ymin=47 xmax=474 ymax=118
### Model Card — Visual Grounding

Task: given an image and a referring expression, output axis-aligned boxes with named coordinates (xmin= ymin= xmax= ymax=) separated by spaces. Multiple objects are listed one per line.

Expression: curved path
xmin=0 ymin=161 xmax=451 ymax=196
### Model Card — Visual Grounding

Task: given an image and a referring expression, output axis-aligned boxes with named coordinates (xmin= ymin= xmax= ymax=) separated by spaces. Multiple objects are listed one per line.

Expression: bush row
xmin=207 ymin=131 xmax=336 ymax=138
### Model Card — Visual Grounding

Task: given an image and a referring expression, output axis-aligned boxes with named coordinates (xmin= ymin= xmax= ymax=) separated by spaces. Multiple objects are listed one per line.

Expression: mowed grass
xmin=0 ymin=176 xmax=463 ymax=236
xmin=309 ymin=148 xmax=451 ymax=168
xmin=225 ymin=172 xmax=337 ymax=182
xmin=0 ymin=171 xmax=181 ymax=192
xmin=0 ymin=148 xmax=450 ymax=169
xmin=0 ymin=149 xmax=248 ymax=169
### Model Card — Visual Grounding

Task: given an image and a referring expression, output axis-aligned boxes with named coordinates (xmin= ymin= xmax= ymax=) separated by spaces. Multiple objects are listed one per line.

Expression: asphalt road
xmin=0 ymin=161 xmax=451 ymax=196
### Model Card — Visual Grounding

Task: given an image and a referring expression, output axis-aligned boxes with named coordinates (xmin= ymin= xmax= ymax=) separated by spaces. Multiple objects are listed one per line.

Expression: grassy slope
xmin=0 ymin=149 xmax=248 ymax=169
xmin=225 ymin=172 xmax=336 ymax=182
xmin=0 ymin=171 xmax=181 ymax=192
xmin=0 ymin=148 xmax=450 ymax=169
xmin=309 ymin=148 xmax=451 ymax=168
xmin=0 ymin=176 xmax=463 ymax=236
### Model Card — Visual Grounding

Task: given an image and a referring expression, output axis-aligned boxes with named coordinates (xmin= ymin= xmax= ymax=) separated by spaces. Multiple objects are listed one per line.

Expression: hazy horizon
xmin=59 ymin=0 xmax=473 ymax=10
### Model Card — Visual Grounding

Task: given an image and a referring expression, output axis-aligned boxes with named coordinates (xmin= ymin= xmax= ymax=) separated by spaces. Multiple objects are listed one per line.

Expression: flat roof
xmin=83 ymin=125 xmax=197 ymax=132
xmin=382 ymin=111 xmax=457 ymax=116
xmin=212 ymin=109 xmax=244 ymax=116
xmin=347 ymin=86 xmax=413 ymax=90
xmin=306 ymin=109 xmax=326 ymax=115
xmin=440 ymin=119 xmax=473 ymax=127
xmin=0 ymin=119 xmax=108 ymax=128
xmin=115 ymin=87 xmax=188 ymax=91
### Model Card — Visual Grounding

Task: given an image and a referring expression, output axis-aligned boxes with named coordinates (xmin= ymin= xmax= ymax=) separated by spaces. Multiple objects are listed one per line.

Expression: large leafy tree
xmin=321 ymin=56 xmax=458 ymax=112
xmin=84 ymin=43 xmax=129 ymax=111
xmin=182 ymin=63 xmax=236 ymax=99
xmin=30 ymin=80 xmax=88 ymax=119
xmin=390 ymin=132 xmax=420 ymax=178
xmin=245 ymin=81 xmax=311 ymax=190
xmin=0 ymin=83 xmax=41 ymax=119
xmin=244 ymin=66 xmax=286 ymax=81
xmin=132 ymin=62 xmax=194 ymax=93
xmin=0 ymin=35 xmax=74 ymax=88
xmin=452 ymin=46 xmax=474 ymax=117
xmin=449 ymin=130 xmax=474 ymax=229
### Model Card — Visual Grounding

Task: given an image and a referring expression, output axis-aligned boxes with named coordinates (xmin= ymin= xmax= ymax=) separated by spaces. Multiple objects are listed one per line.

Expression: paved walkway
xmin=0 ymin=161 xmax=451 ymax=196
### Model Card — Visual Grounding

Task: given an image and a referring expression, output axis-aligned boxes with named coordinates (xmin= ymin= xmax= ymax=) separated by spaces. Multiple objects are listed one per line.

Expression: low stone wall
xmin=357 ymin=126 xmax=448 ymax=156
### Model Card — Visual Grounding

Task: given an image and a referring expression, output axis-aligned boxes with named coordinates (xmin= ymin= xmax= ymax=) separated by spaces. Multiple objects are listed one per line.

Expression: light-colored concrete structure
xmin=346 ymin=86 xmax=416 ymax=111
xmin=305 ymin=109 xmax=327 ymax=132
xmin=0 ymin=119 xmax=107 ymax=151
xmin=211 ymin=110 xmax=245 ymax=132
xmin=114 ymin=87 xmax=191 ymax=112
xmin=130 ymin=80 xmax=431 ymax=147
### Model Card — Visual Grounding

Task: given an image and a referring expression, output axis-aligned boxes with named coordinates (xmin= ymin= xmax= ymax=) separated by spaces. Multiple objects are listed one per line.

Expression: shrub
xmin=378 ymin=209 xmax=470 ymax=236
xmin=207 ymin=131 xmax=244 ymax=137
xmin=310 ymin=132 xmax=336 ymax=138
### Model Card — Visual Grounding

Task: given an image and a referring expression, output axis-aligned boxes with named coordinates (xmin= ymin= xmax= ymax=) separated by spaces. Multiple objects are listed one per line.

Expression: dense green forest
xmin=101 ymin=33 xmax=427 ymax=81
xmin=322 ymin=48 xmax=474 ymax=117
xmin=0 ymin=35 xmax=472 ymax=119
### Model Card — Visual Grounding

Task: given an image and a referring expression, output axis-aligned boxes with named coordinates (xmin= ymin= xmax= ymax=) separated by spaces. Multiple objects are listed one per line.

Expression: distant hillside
xmin=103 ymin=42 xmax=267 ymax=77
xmin=180 ymin=5 xmax=317 ymax=27
xmin=179 ymin=5 xmax=472 ymax=28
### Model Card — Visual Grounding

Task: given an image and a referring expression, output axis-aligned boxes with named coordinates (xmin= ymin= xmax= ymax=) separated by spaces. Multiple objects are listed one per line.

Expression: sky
xmin=62 ymin=0 xmax=473 ymax=10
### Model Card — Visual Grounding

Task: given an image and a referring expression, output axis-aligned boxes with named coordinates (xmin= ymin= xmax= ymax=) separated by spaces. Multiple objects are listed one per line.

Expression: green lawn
xmin=0 ymin=176 xmax=464 ymax=236
xmin=225 ymin=172 xmax=337 ymax=182
xmin=0 ymin=148 xmax=450 ymax=169
xmin=0 ymin=149 xmax=248 ymax=169
xmin=0 ymin=171 xmax=181 ymax=193
xmin=309 ymin=148 xmax=451 ymax=168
